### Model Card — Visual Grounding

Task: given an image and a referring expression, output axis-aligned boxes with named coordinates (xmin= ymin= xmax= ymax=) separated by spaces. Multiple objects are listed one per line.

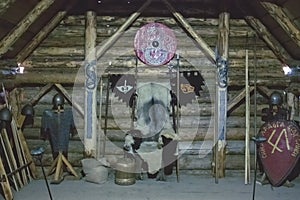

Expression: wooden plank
xmin=0 ymin=0 xmax=55 ymax=56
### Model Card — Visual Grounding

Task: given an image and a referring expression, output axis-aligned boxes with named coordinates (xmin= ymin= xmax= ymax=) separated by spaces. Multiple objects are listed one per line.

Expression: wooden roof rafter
xmin=261 ymin=2 xmax=300 ymax=47
xmin=0 ymin=0 xmax=15 ymax=16
xmin=0 ymin=0 xmax=56 ymax=57
xmin=16 ymin=0 xmax=79 ymax=63
xmin=96 ymin=0 xmax=153 ymax=61
xmin=163 ymin=0 xmax=216 ymax=64
xmin=245 ymin=16 xmax=289 ymax=64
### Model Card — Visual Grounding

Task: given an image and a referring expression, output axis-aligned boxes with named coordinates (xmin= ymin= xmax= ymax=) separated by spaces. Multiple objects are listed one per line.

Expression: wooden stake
xmin=98 ymin=77 xmax=109 ymax=159
xmin=17 ymin=115 xmax=37 ymax=179
xmin=0 ymin=132 xmax=18 ymax=191
xmin=0 ymin=157 xmax=13 ymax=200
xmin=48 ymin=152 xmax=78 ymax=184
xmin=245 ymin=49 xmax=251 ymax=184
xmin=1 ymin=128 xmax=24 ymax=188
xmin=10 ymin=119 xmax=30 ymax=185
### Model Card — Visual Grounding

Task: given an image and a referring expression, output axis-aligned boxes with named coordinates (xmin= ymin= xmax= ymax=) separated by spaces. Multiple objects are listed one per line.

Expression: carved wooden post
xmin=84 ymin=11 xmax=97 ymax=157
xmin=214 ymin=12 xmax=230 ymax=179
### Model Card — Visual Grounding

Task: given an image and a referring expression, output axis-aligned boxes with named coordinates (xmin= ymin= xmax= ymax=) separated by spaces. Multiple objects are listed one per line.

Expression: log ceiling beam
xmin=163 ymin=0 xmax=216 ymax=64
xmin=245 ymin=16 xmax=288 ymax=64
xmin=16 ymin=0 xmax=79 ymax=63
xmin=0 ymin=0 xmax=15 ymax=16
xmin=16 ymin=11 xmax=67 ymax=63
xmin=0 ymin=0 xmax=55 ymax=57
xmin=261 ymin=2 xmax=300 ymax=47
xmin=96 ymin=0 xmax=152 ymax=61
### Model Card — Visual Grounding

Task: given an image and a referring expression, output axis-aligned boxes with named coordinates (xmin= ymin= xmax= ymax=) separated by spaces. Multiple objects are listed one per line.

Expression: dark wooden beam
xmin=0 ymin=0 xmax=55 ymax=57
xmin=261 ymin=2 xmax=300 ymax=47
xmin=245 ymin=16 xmax=289 ymax=64
xmin=163 ymin=0 xmax=216 ymax=64
xmin=96 ymin=0 xmax=152 ymax=61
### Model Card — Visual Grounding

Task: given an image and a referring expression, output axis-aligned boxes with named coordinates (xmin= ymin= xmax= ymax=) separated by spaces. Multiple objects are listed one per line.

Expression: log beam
xmin=0 ymin=0 xmax=55 ymax=57
xmin=0 ymin=0 xmax=15 ymax=16
xmin=245 ymin=16 xmax=288 ymax=64
xmin=96 ymin=0 xmax=152 ymax=61
xmin=16 ymin=11 xmax=67 ymax=63
xmin=163 ymin=0 xmax=216 ymax=64
xmin=261 ymin=2 xmax=300 ymax=47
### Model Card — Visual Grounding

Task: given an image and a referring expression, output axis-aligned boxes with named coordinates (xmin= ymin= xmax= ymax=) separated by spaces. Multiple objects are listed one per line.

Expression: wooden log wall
xmin=3 ymin=15 xmax=294 ymax=177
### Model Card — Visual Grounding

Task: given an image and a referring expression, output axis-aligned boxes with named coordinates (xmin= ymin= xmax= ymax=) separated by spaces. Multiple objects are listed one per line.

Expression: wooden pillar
xmin=214 ymin=12 xmax=230 ymax=179
xmin=84 ymin=11 xmax=97 ymax=157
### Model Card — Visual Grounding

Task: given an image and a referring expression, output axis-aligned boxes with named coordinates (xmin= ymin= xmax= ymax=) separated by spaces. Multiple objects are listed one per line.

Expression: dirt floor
xmin=8 ymin=171 xmax=300 ymax=200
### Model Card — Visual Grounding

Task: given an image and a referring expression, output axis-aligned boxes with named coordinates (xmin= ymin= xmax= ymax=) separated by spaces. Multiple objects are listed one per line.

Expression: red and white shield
xmin=134 ymin=22 xmax=177 ymax=66
xmin=258 ymin=120 xmax=300 ymax=186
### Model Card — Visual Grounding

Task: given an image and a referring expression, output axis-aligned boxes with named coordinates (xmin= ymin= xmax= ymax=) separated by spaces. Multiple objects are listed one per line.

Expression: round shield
xmin=134 ymin=22 xmax=177 ymax=66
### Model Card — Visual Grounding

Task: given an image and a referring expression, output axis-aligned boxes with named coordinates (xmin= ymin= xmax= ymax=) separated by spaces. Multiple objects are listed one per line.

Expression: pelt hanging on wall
xmin=135 ymin=82 xmax=172 ymax=141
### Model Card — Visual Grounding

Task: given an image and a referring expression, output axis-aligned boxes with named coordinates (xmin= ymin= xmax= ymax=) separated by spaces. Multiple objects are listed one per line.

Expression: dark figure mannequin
xmin=258 ymin=91 xmax=298 ymax=187
xmin=40 ymin=93 xmax=78 ymax=183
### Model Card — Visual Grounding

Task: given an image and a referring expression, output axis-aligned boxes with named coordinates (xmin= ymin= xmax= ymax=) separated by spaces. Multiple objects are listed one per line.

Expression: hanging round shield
xmin=134 ymin=22 xmax=177 ymax=66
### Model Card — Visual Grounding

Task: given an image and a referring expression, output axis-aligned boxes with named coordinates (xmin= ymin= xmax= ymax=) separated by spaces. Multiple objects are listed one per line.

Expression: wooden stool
xmin=47 ymin=151 xmax=78 ymax=184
